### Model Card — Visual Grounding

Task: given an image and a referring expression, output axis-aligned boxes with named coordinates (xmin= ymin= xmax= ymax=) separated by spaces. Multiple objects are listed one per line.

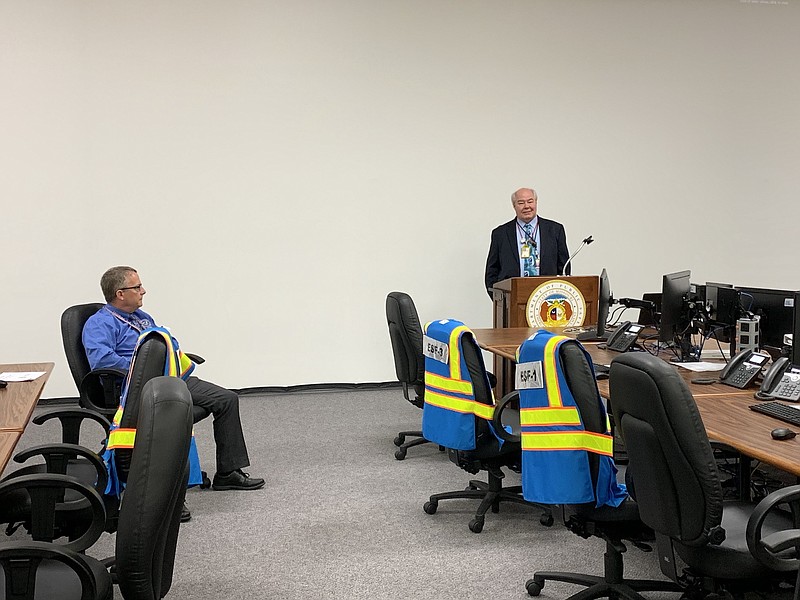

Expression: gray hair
xmin=100 ymin=266 xmax=137 ymax=303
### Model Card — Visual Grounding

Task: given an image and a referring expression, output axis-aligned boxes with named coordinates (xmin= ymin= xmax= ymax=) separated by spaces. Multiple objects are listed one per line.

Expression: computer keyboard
xmin=749 ymin=401 xmax=800 ymax=427
xmin=594 ymin=364 xmax=610 ymax=375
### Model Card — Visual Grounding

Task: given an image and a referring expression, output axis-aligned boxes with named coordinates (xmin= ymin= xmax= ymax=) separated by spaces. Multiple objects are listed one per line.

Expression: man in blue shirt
xmin=83 ymin=266 xmax=265 ymax=505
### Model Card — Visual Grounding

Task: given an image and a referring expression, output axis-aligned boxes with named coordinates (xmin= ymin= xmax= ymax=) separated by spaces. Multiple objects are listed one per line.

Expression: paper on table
xmin=0 ymin=372 xmax=46 ymax=382
xmin=675 ymin=362 xmax=725 ymax=373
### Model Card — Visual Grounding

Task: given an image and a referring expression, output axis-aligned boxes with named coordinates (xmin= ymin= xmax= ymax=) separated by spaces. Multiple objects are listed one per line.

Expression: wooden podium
xmin=488 ymin=275 xmax=600 ymax=395
xmin=490 ymin=275 xmax=600 ymax=329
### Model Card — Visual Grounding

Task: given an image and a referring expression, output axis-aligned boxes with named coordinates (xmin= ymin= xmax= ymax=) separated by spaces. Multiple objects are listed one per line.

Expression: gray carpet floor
xmin=8 ymin=388 xmax=796 ymax=599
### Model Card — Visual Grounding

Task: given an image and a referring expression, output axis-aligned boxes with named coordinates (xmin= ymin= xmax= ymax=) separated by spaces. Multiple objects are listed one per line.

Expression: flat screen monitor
xmin=636 ymin=292 xmax=662 ymax=326
xmin=659 ymin=270 xmax=691 ymax=344
xmin=576 ymin=268 xmax=611 ymax=342
xmin=706 ymin=282 xmax=737 ymax=343
xmin=737 ymin=286 xmax=796 ymax=349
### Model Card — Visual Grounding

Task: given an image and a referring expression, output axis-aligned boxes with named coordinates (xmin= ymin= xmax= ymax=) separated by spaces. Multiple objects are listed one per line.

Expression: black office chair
xmin=504 ymin=339 xmax=680 ymax=599
xmin=0 ymin=376 xmax=193 ymax=600
xmin=61 ymin=303 xmax=125 ymax=417
xmin=421 ymin=324 xmax=552 ymax=533
xmin=385 ymin=291 xmax=436 ymax=460
xmin=608 ymin=352 xmax=798 ymax=598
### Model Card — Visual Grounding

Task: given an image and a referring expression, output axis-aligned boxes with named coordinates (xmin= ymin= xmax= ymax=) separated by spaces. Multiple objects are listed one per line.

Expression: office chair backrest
xmin=116 ymin=376 xmax=192 ymax=600
xmin=386 ymin=292 xmax=425 ymax=405
xmin=560 ymin=341 xmax=607 ymax=485
xmin=460 ymin=329 xmax=495 ymax=442
xmin=115 ymin=332 xmax=170 ymax=482
xmin=609 ymin=352 xmax=723 ymax=546
xmin=60 ymin=303 xmax=104 ymax=391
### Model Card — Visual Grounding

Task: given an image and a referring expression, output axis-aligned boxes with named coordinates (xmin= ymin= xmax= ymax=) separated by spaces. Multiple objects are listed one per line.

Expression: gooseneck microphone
xmin=560 ymin=235 xmax=594 ymax=276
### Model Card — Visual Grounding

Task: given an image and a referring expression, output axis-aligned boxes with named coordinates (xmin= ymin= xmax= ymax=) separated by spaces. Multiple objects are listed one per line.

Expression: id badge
xmin=520 ymin=244 xmax=531 ymax=259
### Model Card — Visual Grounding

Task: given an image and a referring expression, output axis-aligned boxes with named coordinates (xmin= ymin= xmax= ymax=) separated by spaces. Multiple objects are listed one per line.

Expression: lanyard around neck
xmin=105 ymin=307 xmax=143 ymax=333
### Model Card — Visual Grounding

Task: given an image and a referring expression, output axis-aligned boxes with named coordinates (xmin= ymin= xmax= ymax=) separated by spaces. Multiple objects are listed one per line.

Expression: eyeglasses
xmin=119 ymin=284 xmax=144 ymax=292
xmin=515 ymin=199 xmax=537 ymax=206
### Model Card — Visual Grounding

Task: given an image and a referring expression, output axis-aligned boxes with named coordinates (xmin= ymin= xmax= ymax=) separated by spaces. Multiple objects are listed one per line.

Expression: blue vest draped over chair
xmin=102 ymin=326 xmax=203 ymax=497
xmin=517 ymin=330 xmax=627 ymax=507
xmin=421 ymin=319 xmax=497 ymax=451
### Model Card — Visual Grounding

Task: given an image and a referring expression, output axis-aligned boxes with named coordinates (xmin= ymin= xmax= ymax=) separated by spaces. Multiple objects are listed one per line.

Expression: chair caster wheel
xmin=200 ymin=471 xmax=211 ymax=489
xmin=423 ymin=500 xmax=438 ymax=515
xmin=394 ymin=447 xmax=408 ymax=460
xmin=468 ymin=517 xmax=484 ymax=533
xmin=540 ymin=512 xmax=554 ymax=527
xmin=393 ymin=435 xmax=405 ymax=447
xmin=526 ymin=577 xmax=543 ymax=596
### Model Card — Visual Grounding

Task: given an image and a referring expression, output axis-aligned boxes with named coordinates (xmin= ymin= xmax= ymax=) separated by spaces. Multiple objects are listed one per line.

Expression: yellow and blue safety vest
xmin=517 ymin=330 xmax=627 ymax=507
xmin=421 ymin=319 xmax=497 ymax=451
xmin=102 ymin=326 xmax=202 ymax=497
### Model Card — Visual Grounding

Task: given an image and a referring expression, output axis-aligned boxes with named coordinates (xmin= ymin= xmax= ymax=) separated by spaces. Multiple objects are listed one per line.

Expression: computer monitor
xmin=659 ymin=270 xmax=691 ymax=344
xmin=705 ymin=282 xmax=737 ymax=343
xmin=736 ymin=286 xmax=795 ymax=350
xmin=636 ymin=293 xmax=662 ymax=326
xmin=576 ymin=268 xmax=611 ymax=342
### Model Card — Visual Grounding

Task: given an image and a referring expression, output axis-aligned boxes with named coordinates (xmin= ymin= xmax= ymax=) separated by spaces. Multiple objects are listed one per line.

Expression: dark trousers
xmin=186 ymin=377 xmax=250 ymax=474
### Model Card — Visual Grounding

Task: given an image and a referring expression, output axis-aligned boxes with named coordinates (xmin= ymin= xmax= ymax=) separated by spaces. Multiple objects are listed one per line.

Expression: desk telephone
xmin=719 ymin=350 xmax=770 ymax=389
xmin=758 ymin=357 xmax=800 ymax=402
xmin=605 ymin=321 xmax=644 ymax=353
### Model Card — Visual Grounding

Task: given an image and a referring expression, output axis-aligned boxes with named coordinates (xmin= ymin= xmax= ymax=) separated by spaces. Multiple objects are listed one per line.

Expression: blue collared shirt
xmin=82 ymin=304 xmax=163 ymax=372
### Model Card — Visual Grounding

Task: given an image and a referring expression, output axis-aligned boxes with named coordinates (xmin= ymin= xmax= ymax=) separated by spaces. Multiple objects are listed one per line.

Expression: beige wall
xmin=2 ymin=0 xmax=799 ymax=396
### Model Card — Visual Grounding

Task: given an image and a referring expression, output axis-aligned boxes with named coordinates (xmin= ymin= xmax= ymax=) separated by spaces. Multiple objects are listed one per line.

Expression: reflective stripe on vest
xmin=521 ymin=430 xmax=614 ymax=456
xmin=107 ymin=428 xmax=136 ymax=449
xmin=425 ymin=388 xmax=495 ymax=420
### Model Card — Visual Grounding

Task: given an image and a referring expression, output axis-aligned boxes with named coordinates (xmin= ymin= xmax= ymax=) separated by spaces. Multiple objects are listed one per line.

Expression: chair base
xmin=393 ymin=430 xmax=443 ymax=460
xmin=423 ymin=474 xmax=553 ymax=533
xmin=526 ymin=540 xmax=682 ymax=599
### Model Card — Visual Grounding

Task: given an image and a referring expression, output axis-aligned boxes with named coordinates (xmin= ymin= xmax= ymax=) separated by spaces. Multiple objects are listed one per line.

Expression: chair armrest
xmin=13 ymin=443 xmax=108 ymax=494
xmin=0 ymin=473 xmax=106 ymax=551
xmin=0 ymin=541 xmax=100 ymax=597
xmin=79 ymin=368 xmax=126 ymax=415
xmin=492 ymin=391 xmax=521 ymax=444
xmin=746 ymin=484 xmax=800 ymax=573
xmin=185 ymin=352 xmax=205 ymax=365
xmin=32 ymin=408 xmax=111 ymax=444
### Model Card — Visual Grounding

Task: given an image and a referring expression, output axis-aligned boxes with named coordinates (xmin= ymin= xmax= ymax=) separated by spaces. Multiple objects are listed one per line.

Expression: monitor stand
xmin=576 ymin=328 xmax=609 ymax=343
xmin=668 ymin=335 xmax=700 ymax=362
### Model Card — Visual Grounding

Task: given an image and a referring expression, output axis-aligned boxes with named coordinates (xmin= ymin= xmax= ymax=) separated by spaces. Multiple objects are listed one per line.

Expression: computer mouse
xmin=771 ymin=427 xmax=797 ymax=441
xmin=595 ymin=373 xmax=609 ymax=381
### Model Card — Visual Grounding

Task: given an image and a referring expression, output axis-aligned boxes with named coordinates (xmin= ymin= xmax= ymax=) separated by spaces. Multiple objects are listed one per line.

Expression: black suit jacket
xmin=484 ymin=217 xmax=570 ymax=295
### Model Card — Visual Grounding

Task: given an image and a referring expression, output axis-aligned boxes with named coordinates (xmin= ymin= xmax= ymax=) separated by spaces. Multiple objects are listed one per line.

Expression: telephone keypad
xmin=727 ymin=364 xmax=762 ymax=389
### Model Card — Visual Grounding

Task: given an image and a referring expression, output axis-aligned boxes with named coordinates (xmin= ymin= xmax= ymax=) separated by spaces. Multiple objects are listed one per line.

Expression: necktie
xmin=523 ymin=223 xmax=539 ymax=277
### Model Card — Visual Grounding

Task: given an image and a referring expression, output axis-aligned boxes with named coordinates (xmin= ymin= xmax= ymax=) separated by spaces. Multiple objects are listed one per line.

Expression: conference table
xmin=0 ymin=362 xmax=54 ymax=473
xmin=472 ymin=327 xmax=800 ymax=479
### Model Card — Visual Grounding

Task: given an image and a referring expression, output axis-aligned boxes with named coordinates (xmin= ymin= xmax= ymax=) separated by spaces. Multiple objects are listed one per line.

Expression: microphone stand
xmin=560 ymin=236 xmax=594 ymax=276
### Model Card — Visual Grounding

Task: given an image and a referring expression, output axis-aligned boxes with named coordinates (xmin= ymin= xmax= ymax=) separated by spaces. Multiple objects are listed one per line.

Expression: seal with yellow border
xmin=526 ymin=279 xmax=587 ymax=328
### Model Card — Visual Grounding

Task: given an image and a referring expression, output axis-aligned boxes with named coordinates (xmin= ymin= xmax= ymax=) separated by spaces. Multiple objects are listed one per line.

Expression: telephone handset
xmin=605 ymin=321 xmax=644 ymax=353
xmin=758 ymin=357 xmax=800 ymax=401
xmin=719 ymin=349 xmax=770 ymax=389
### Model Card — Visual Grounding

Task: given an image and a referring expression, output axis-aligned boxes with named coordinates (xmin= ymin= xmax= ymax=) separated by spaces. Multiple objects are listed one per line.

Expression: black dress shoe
xmin=180 ymin=502 xmax=192 ymax=523
xmin=212 ymin=469 xmax=265 ymax=491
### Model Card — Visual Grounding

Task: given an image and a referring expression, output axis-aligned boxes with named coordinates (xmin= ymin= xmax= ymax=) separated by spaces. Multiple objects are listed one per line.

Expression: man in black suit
xmin=484 ymin=187 xmax=570 ymax=296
